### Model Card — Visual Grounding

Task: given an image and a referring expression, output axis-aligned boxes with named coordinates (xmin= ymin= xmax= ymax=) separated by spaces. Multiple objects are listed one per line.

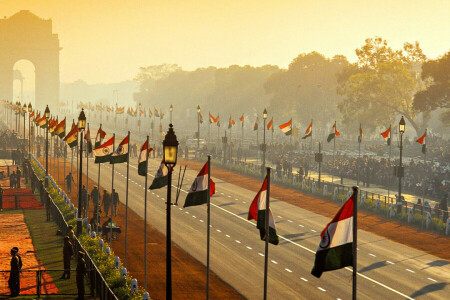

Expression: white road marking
xmin=258 ymin=253 xmax=264 ymax=257
xmin=386 ymin=261 xmax=395 ymax=265
xmin=311 ymin=229 xmax=316 ymax=232
xmin=185 ymin=211 xmax=189 ymax=214
xmin=317 ymin=287 xmax=326 ymax=292
xmin=285 ymin=268 xmax=292 ymax=273
xmin=427 ymin=278 xmax=437 ymax=282
xmin=288 ymin=220 xmax=293 ymax=223
xmin=179 ymin=208 xmax=183 ymax=210
xmin=405 ymin=269 xmax=415 ymax=273
xmin=277 ymin=216 xmax=283 ymax=218
xmin=217 ymin=229 xmax=221 ymax=233
xmin=369 ymin=253 xmax=376 ymax=257
xmin=299 ymin=224 xmax=304 ymax=227
xmin=271 ymin=260 xmax=278 ymax=264
xmin=192 ymin=216 xmax=196 ymax=218
xmin=246 ymin=246 xmax=252 ymax=250
xmin=228 ymin=195 xmax=231 ymax=198
xmin=225 ymin=234 xmax=230 ymax=238
xmin=199 ymin=220 xmax=204 ymax=223
xmin=235 ymin=240 xmax=241 ymax=244
xmin=300 ymin=277 xmax=308 ymax=282
xmin=235 ymin=198 xmax=239 ymax=201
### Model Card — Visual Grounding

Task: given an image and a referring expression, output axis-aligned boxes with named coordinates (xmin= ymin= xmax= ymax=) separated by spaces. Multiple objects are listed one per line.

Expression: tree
xmin=337 ymin=37 xmax=427 ymax=135
xmin=413 ymin=52 xmax=449 ymax=127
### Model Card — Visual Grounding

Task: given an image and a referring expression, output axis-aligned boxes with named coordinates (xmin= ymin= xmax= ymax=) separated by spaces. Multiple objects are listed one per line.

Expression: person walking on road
xmin=16 ymin=168 xmax=21 ymax=188
xmin=8 ymin=248 xmax=21 ymax=297
xmin=66 ymin=172 xmax=74 ymax=194
xmin=76 ymin=251 xmax=87 ymax=300
xmin=61 ymin=236 xmax=74 ymax=279
xmin=91 ymin=186 xmax=100 ymax=229
xmin=112 ymin=189 xmax=119 ymax=217
xmin=102 ymin=189 xmax=111 ymax=218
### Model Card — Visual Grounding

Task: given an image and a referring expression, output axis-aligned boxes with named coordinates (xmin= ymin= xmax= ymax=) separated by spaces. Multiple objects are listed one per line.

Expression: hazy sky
xmin=2 ymin=0 xmax=449 ymax=84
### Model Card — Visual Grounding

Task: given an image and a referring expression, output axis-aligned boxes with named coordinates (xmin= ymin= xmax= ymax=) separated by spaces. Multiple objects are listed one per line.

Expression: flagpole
xmin=63 ymin=144 xmax=66 ymax=191
xmin=357 ymin=123 xmax=361 ymax=186
xmin=290 ymin=118 xmax=292 ymax=146
xmin=144 ymin=136 xmax=149 ymax=291
xmin=125 ymin=131 xmax=130 ymax=269
xmin=71 ymin=148 xmax=74 ymax=196
xmin=257 ymin=121 xmax=259 ymax=164
xmin=310 ymin=119 xmax=313 ymax=157
xmin=86 ymin=124 xmax=90 ymax=219
xmin=96 ymin=127 xmax=102 ymax=233
xmin=110 ymin=134 xmax=115 ymax=247
xmin=388 ymin=124 xmax=391 ymax=203
xmin=263 ymin=167 xmax=271 ymax=300
xmin=332 ymin=121 xmax=336 ymax=184
xmin=422 ymin=129 xmax=427 ymax=206
xmin=352 ymin=186 xmax=358 ymax=300
xmin=206 ymin=155 xmax=211 ymax=300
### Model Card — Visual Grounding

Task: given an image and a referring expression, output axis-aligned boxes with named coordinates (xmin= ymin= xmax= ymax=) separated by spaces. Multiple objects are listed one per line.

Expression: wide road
xmin=76 ymin=150 xmax=449 ymax=299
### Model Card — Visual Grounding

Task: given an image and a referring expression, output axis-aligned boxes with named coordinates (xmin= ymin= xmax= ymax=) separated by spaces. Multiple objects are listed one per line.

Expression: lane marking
xmin=246 ymin=246 xmax=252 ymax=250
xmin=405 ymin=269 xmax=415 ymax=273
xmin=427 ymin=278 xmax=437 ymax=282
xmin=288 ymin=220 xmax=293 ymax=223
xmin=216 ymin=229 xmax=221 ymax=233
xmin=311 ymin=229 xmax=317 ymax=232
xmin=299 ymin=224 xmax=304 ymax=227
xmin=235 ymin=240 xmax=241 ymax=244
xmin=225 ymin=234 xmax=230 ymax=238
xmin=258 ymin=253 xmax=264 ymax=257
xmin=285 ymin=268 xmax=292 ymax=273
xmin=317 ymin=287 xmax=326 ymax=292
xmin=271 ymin=260 xmax=278 ymax=264
xmin=386 ymin=261 xmax=395 ymax=265
xmin=369 ymin=253 xmax=376 ymax=257
xmin=300 ymin=277 xmax=308 ymax=282
xmin=199 ymin=220 xmax=204 ymax=223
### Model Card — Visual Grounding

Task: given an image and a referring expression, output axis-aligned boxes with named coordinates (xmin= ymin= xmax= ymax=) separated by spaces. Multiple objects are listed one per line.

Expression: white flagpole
xmin=110 ymin=134 xmax=115 ymax=247
xmin=206 ymin=155 xmax=211 ymax=299
xmin=263 ymin=167 xmax=270 ymax=300
xmin=96 ymin=124 xmax=102 ymax=233
xmin=86 ymin=123 xmax=90 ymax=218
xmin=144 ymin=136 xmax=149 ymax=291
xmin=125 ymin=131 xmax=131 ymax=268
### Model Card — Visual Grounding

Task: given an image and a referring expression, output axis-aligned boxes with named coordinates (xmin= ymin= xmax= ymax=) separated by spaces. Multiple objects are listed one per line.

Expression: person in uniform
xmin=66 ymin=172 xmax=74 ymax=194
xmin=112 ymin=189 xmax=119 ymax=217
xmin=67 ymin=225 xmax=75 ymax=245
xmin=102 ymin=189 xmax=111 ymax=218
xmin=16 ymin=168 xmax=21 ymax=188
xmin=76 ymin=251 xmax=87 ymax=300
xmin=91 ymin=186 xmax=100 ymax=228
xmin=8 ymin=248 xmax=20 ymax=296
xmin=61 ymin=236 xmax=74 ymax=279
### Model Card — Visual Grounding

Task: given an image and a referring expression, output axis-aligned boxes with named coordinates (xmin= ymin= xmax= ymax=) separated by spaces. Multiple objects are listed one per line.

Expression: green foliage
xmin=30 ymin=159 xmax=145 ymax=299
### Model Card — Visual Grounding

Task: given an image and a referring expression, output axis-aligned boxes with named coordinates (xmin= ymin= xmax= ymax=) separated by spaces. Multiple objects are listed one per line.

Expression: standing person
xmin=112 ymin=189 xmax=119 ymax=217
xmin=91 ymin=186 xmax=100 ymax=224
xmin=10 ymin=171 xmax=16 ymax=189
xmin=66 ymin=172 xmax=74 ymax=194
xmin=102 ymin=189 xmax=111 ymax=218
xmin=16 ymin=168 xmax=21 ymax=188
xmin=67 ymin=225 xmax=75 ymax=245
xmin=0 ymin=184 xmax=3 ymax=210
xmin=76 ymin=251 xmax=87 ymax=300
xmin=8 ymin=248 xmax=20 ymax=297
xmin=81 ymin=185 xmax=88 ymax=218
xmin=61 ymin=236 xmax=74 ymax=279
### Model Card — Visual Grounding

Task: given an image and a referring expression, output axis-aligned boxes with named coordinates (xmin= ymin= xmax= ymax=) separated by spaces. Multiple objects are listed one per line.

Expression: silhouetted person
xmin=66 ymin=172 xmax=74 ymax=194
xmin=61 ymin=236 xmax=74 ymax=279
xmin=10 ymin=171 xmax=16 ymax=189
xmin=76 ymin=251 xmax=87 ymax=300
xmin=0 ymin=184 xmax=3 ymax=210
xmin=8 ymin=248 xmax=20 ymax=296
xmin=102 ymin=190 xmax=111 ymax=218
xmin=81 ymin=185 xmax=88 ymax=217
xmin=112 ymin=189 xmax=119 ymax=216
xmin=16 ymin=168 xmax=21 ymax=188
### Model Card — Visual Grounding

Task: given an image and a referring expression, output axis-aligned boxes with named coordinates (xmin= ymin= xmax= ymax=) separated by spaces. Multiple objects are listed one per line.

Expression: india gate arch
xmin=0 ymin=10 xmax=60 ymax=109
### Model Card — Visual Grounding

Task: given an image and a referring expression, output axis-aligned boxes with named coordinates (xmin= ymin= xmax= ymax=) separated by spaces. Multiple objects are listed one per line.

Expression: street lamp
xmin=262 ymin=108 xmax=268 ymax=171
xmin=396 ymin=116 xmax=406 ymax=213
xmin=28 ymin=103 xmax=32 ymax=154
xmin=44 ymin=105 xmax=50 ymax=187
xmin=77 ymin=108 xmax=86 ymax=236
xmin=22 ymin=104 xmax=26 ymax=145
xmin=169 ymin=104 xmax=173 ymax=123
xmin=163 ymin=123 xmax=178 ymax=300
xmin=196 ymin=105 xmax=201 ymax=154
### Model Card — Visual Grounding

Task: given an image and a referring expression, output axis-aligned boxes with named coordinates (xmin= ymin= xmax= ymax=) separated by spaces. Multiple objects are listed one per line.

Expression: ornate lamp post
xmin=44 ymin=105 xmax=50 ymax=187
xmin=262 ymin=108 xmax=268 ymax=171
xmin=197 ymin=105 xmax=201 ymax=153
xmin=396 ymin=116 xmax=406 ymax=213
xmin=163 ymin=123 xmax=178 ymax=300
xmin=28 ymin=103 xmax=32 ymax=154
xmin=169 ymin=104 xmax=173 ymax=123
xmin=77 ymin=109 xmax=86 ymax=236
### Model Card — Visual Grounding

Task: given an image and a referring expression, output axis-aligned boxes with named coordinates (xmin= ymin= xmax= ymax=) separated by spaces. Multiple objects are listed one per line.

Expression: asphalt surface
xmin=77 ymin=152 xmax=449 ymax=300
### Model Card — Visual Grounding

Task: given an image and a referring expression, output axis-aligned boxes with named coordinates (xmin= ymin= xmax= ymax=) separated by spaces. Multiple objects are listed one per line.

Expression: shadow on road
xmin=217 ymin=202 xmax=235 ymax=207
xmin=358 ymin=261 xmax=387 ymax=273
xmin=422 ymin=259 xmax=450 ymax=270
xmin=410 ymin=282 xmax=447 ymax=298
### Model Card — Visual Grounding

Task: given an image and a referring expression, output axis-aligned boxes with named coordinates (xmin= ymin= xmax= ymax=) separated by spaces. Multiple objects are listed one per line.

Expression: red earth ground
xmin=178 ymin=158 xmax=450 ymax=261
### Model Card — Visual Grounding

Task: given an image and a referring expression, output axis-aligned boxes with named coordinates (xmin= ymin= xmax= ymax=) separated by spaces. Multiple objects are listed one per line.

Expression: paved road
xmin=74 ymin=152 xmax=449 ymax=300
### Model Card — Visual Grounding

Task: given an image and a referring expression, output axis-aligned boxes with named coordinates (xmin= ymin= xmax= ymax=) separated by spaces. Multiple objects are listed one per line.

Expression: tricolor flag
xmin=199 ymin=111 xmax=204 ymax=124
xmin=110 ymin=135 xmax=129 ymax=164
xmin=140 ymin=108 xmax=145 ymax=116
xmin=95 ymin=127 xmax=106 ymax=148
xmin=183 ymin=161 xmax=216 ymax=207
xmin=248 ymin=176 xmax=279 ymax=245
xmin=302 ymin=122 xmax=312 ymax=139
xmin=116 ymin=107 xmax=125 ymax=114
xmin=63 ymin=124 xmax=78 ymax=148
xmin=160 ymin=111 xmax=165 ymax=119
xmin=358 ymin=123 xmax=363 ymax=143
xmin=37 ymin=115 xmax=47 ymax=128
xmin=279 ymin=119 xmax=292 ymax=136
xmin=34 ymin=112 xmax=40 ymax=124
xmin=29 ymin=111 xmax=35 ymax=119
xmin=311 ymin=189 xmax=356 ymax=278
xmin=217 ymin=114 xmax=220 ymax=127
xmin=327 ymin=121 xmax=340 ymax=143
xmin=154 ymin=108 xmax=160 ymax=118
xmin=138 ymin=140 xmax=153 ymax=176
xmin=84 ymin=127 xmax=93 ymax=153
xmin=416 ymin=130 xmax=427 ymax=154
xmin=148 ymin=108 xmax=153 ymax=118
xmin=49 ymin=118 xmax=58 ymax=136
xmin=149 ymin=161 xmax=169 ymax=190
xmin=267 ymin=118 xmax=273 ymax=131
xmin=55 ymin=118 xmax=66 ymax=138
xmin=228 ymin=116 xmax=235 ymax=129
xmin=380 ymin=126 xmax=391 ymax=146
xmin=209 ymin=112 xmax=218 ymax=124
xmin=93 ymin=136 xmax=114 ymax=163
xmin=240 ymin=114 xmax=244 ymax=127
xmin=254 ymin=117 xmax=259 ymax=131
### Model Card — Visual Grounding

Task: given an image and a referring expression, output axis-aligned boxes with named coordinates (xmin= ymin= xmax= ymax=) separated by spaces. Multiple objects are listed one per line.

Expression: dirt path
xmin=43 ymin=158 xmax=243 ymax=299
xmin=179 ymin=158 xmax=450 ymax=261
xmin=0 ymin=214 xmax=59 ymax=296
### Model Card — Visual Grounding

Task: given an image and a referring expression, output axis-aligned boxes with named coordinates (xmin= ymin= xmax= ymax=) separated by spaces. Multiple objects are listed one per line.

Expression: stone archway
xmin=0 ymin=10 xmax=60 ymax=109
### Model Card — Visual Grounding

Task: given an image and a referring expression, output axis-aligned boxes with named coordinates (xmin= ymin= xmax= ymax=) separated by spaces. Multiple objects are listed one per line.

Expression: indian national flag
xmin=380 ymin=126 xmax=391 ymax=145
xmin=199 ymin=111 xmax=204 ymax=124
xmin=110 ymin=135 xmax=129 ymax=164
xmin=49 ymin=118 xmax=58 ymax=135
xmin=327 ymin=121 xmax=340 ymax=143
xmin=94 ymin=136 xmax=114 ymax=163
xmin=95 ymin=127 xmax=106 ymax=148
xmin=85 ymin=127 xmax=93 ymax=153
xmin=416 ymin=129 xmax=426 ymax=154
xmin=149 ymin=161 xmax=169 ymax=190
xmin=267 ymin=118 xmax=273 ymax=131
xmin=311 ymin=191 xmax=355 ymax=278
xmin=302 ymin=122 xmax=312 ymax=139
xmin=116 ymin=106 xmax=125 ymax=114
xmin=29 ymin=111 xmax=35 ymax=119
xmin=279 ymin=119 xmax=292 ymax=136
xmin=358 ymin=123 xmax=363 ymax=143
xmin=253 ymin=117 xmax=259 ymax=131
xmin=228 ymin=116 xmax=235 ymax=129
xmin=63 ymin=124 xmax=78 ymax=148
xmin=248 ymin=176 xmax=279 ymax=245
xmin=183 ymin=161 xmax=216 ymax=208
xmin=239 ymin=114 xmax=244 ymax=127
xmin=138 ymin=140 xmax=153 ymax=176
xmin=154 ymin=108 xmax=160 ymax=118
xmin=148 ymin=108 xmax=153 ymax=117
xmin=55 ymin=118 xmax=66 ymax=138
xmin=209 ymin=112 xmax=218 ymax=124
xmin=37 ymin=116 xmax=47 ymax=128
